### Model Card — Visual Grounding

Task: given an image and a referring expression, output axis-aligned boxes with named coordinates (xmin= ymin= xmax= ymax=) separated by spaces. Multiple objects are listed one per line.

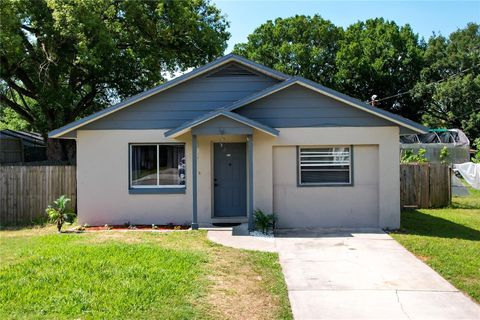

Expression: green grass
xmin=0 ymin=229 xmax=292 ymax=320
xmin=391 ymin=188 xmax=480 ymax=302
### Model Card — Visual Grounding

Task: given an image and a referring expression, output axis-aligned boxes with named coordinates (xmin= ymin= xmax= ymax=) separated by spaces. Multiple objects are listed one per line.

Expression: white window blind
xmin=299 ymin=147 xmax=352 ymax=185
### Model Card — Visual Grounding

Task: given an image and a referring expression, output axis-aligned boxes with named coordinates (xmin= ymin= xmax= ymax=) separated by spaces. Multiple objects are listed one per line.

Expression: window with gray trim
xmin=298 ymin=147 xmax=352 ymax=185
xmin=130 ymin=144 xmax=185 ymax=188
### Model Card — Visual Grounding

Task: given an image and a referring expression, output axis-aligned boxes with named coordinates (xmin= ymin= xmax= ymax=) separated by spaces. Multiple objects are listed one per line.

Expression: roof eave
xmin=225 ymin=77 xmax=428 ymax=135
xmin=164 ymin=110 xmax=279 ymax=138
xmin=48 ymin=54 xmax=289 ymax=139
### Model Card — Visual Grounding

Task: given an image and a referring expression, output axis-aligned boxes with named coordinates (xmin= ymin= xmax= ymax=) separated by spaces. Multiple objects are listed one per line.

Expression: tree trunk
xmin=57 ymin=220 xmax=62 ymax=233
xmin=46 ymin=138 xmax=76 ymax=163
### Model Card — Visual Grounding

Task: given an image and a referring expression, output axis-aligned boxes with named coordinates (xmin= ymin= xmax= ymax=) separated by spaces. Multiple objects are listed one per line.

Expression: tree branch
xmin=5 ymin=79 xmax=36 ymax=99
xmin=72 ymin=86 xmax=98 ymax=118
xmin=1 ymin=55 xmax=37 ymax=94
xmin=0 ymin=94 xmax=35 ymax=123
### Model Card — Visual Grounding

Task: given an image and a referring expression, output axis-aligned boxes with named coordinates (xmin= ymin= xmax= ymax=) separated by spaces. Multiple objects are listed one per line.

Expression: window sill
xmin=129 ymin=187 xmax=186 ymax=194
xmin=297 ymin=183 xmax=353 ymax=188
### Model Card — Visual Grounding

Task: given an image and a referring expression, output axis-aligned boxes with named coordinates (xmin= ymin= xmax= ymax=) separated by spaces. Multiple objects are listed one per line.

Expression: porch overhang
xmin=164 ymin=110 xmax=279 ymax=138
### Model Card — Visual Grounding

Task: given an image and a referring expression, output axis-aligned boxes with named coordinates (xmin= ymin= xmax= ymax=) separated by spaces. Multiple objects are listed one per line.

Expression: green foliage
xmin=0 ymin=0 xmax=229 ymax=142
xmin=234 ymin=16 xmax=425 ymax=121
xmin=254 ymin=209 xmax=277 ymax=234
xmin=414 ymin=23 xmax=480 ymax=143
xmin=472 ymin=138 xmax=480 ymax=163
xmin=234 ymin=15 xmax=343 ymax=89
xmin=335 ymin=18 xmax=425 ymax=120
xmin=45 ymin=195 xmax=75 ymax=232
xmin=0 ymin=107 xmax=30 ymax=131
xmin=401 ymin=148 xmax=428 ymax=164
xmin=439 ymin=146 xmax=450 ymax=164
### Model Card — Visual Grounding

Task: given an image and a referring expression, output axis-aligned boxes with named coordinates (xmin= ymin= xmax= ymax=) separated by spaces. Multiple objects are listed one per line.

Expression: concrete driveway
xmin=275 ymin=229 xmax=480 ymax=320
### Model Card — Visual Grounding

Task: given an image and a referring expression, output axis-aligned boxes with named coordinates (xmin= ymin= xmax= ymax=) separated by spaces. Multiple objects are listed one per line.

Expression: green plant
xmin=472 ymin=138 xmax=480 ymax=163
xmin=254 ymin=209 xmax=277 ymax=234
xmin=45 ymin=195 xmax=75 ymax=233
xmin=439 ymin=146 xmax=450 ymax=164
xmin=401 ymin=148 xmax=428 ymax=164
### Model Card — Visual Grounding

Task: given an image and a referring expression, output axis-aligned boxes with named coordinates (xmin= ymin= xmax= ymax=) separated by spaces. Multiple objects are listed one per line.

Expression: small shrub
xmin=254 ymin=209 xmax=277 ymax=234
xmin=45 ymin=195 xmax=75 ymax=233
xmin=439 ymin=146 xmax=450 ymax=164
xmin=152 ymin=224 xmax=158 ymax=229
xmin=401 ymin=148 xmax=428 ymax=164
xmin=173 ymin=225 xmax=182 ymax=230
xmin=104 ymin=224 xmax=112 ymax=230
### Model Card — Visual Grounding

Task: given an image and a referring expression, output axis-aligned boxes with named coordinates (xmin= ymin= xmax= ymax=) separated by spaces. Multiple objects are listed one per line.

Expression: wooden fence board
xmin=400 ymin=163 xmax=451 ymax=209
xmin=0 ymin=166 xmax=76 ymax=225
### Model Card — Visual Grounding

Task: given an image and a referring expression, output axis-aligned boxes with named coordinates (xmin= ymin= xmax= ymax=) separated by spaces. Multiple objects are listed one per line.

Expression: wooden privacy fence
xmin=400 ymin=163 xmax=451 ymax=209
xmin=0 ymin=166 xmax=76 ymax=225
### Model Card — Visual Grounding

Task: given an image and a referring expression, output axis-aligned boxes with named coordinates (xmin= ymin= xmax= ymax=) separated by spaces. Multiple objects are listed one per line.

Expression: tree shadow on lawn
xmin=396 ymin=210 xmax=480 ymax=241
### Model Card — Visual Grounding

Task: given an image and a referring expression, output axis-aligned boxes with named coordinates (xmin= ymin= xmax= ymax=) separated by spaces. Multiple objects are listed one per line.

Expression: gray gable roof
xmin=49 ymin=54 xmax=428 ymax=138
xmin=223 ymin=76 xmax=428 ymax=134
xmin=49 ymin=54 xmax=289 ymax=138
xmin=164 ymin=110 xmax=279 ymax=138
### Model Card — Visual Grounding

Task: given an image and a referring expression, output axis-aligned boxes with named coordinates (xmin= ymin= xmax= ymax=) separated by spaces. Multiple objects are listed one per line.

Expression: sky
xmin=213 ymin=0 xmax=480 ymax=52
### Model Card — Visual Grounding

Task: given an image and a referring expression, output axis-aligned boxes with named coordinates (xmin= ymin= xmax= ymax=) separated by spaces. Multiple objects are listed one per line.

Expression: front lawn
xmin=391 ymin=188 xmax=480 ymax=302
xmin=0 ymin=228 xmax=292 ymax=320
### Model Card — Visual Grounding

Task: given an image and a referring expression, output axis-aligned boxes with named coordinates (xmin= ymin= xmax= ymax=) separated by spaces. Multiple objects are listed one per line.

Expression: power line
xmin=369 ymin=63 xmax=480 ymax=104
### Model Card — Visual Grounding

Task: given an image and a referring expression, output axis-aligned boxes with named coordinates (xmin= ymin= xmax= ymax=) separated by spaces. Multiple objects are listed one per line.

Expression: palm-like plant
xmin=45 ymin=195 xmax=75 ymax=233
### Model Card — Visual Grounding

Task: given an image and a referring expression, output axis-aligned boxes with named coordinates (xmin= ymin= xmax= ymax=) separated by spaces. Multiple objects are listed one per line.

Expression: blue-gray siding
xmin=234 ymin=84 xmax=406 ymax=130
xmin=82 ymin=64 xmax=279 ymax=130
xmin=191 ymin=116 xmax=253 ymax=135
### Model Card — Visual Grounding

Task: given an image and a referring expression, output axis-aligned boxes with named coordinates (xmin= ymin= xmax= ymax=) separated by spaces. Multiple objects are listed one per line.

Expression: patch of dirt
xmin=203 ymin=246 xmax=279 ymax=320
xmin=83 ymin=232 xmax=145 ymax=244
xmin=416 ymin=254 xmax=430 ymax=262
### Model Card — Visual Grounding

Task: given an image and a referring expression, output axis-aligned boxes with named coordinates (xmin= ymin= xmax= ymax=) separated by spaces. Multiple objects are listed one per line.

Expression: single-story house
xmin=50 ymin=54 xmax=428 ymax=230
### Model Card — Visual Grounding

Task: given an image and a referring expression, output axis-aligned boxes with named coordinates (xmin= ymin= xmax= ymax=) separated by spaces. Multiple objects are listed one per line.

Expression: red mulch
xmin=85 ymin=225 xmax=190 ymax=231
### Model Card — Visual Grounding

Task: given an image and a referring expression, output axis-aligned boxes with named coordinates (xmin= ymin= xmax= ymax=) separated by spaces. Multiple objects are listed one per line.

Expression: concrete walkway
xmin=207 ymin=229 xmax=276 ymax=252
xmin=208 ymin=228 xmax=480 ymax=320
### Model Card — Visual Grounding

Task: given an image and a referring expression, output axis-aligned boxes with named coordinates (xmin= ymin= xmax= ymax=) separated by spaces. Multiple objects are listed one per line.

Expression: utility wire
xmin=369 ymin=63 xmax=480 ymax=104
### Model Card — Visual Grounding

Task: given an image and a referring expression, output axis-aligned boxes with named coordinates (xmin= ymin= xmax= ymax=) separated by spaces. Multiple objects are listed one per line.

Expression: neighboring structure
xmin=0 ymin=130 xmax=46 ymax=164
xmin=400 ymin=129 xmax=470 ymax=164
xmin=50 ymin=54 xmax=428 ymax=230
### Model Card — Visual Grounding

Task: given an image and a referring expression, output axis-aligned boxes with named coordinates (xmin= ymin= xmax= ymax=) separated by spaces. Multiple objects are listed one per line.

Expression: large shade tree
xmin=233 ymin=15 xmax=343 ymax=89
xmin=335 ymin=18 xmax=425 ymax=120
xmin=413 ymin=23 xmax=480 ymax=143
xmin=0 ymin=0 xmax=230 ymax=160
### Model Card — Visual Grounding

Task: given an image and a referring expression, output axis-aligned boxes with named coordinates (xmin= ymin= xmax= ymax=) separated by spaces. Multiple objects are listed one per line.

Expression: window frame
xmin=297 ymin=145 xmax=354 ymax=187
xmin=128 ymin=143 xmax=186 ymax=194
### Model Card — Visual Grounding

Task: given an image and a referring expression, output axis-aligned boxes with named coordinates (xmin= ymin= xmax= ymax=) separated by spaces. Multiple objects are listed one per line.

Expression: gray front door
xmin=214 ymin=143 xmax=247 ymax=217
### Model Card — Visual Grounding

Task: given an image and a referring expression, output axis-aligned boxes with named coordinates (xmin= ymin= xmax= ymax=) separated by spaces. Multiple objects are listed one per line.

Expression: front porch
xmin=164 ymin=110 xmax=279 ymax=230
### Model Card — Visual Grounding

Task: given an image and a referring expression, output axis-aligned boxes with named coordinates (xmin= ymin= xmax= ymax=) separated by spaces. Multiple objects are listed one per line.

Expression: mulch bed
xmin=83 ymin=225 xmax=191 ymax=232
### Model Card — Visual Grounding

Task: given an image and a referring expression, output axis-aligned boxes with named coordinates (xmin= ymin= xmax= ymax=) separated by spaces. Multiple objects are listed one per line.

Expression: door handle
xmin=214 ymin=183 xmax=219 ymax=187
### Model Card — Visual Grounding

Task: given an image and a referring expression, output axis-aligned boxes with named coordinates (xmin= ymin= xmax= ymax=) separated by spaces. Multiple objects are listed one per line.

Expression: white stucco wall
xmin=273 ymin=145 xmax=379 ymax=228
xmin=76 ymin=130 xmax=192 ymax=226
xmin=76 ymin=126 xmax=400 ymax=229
